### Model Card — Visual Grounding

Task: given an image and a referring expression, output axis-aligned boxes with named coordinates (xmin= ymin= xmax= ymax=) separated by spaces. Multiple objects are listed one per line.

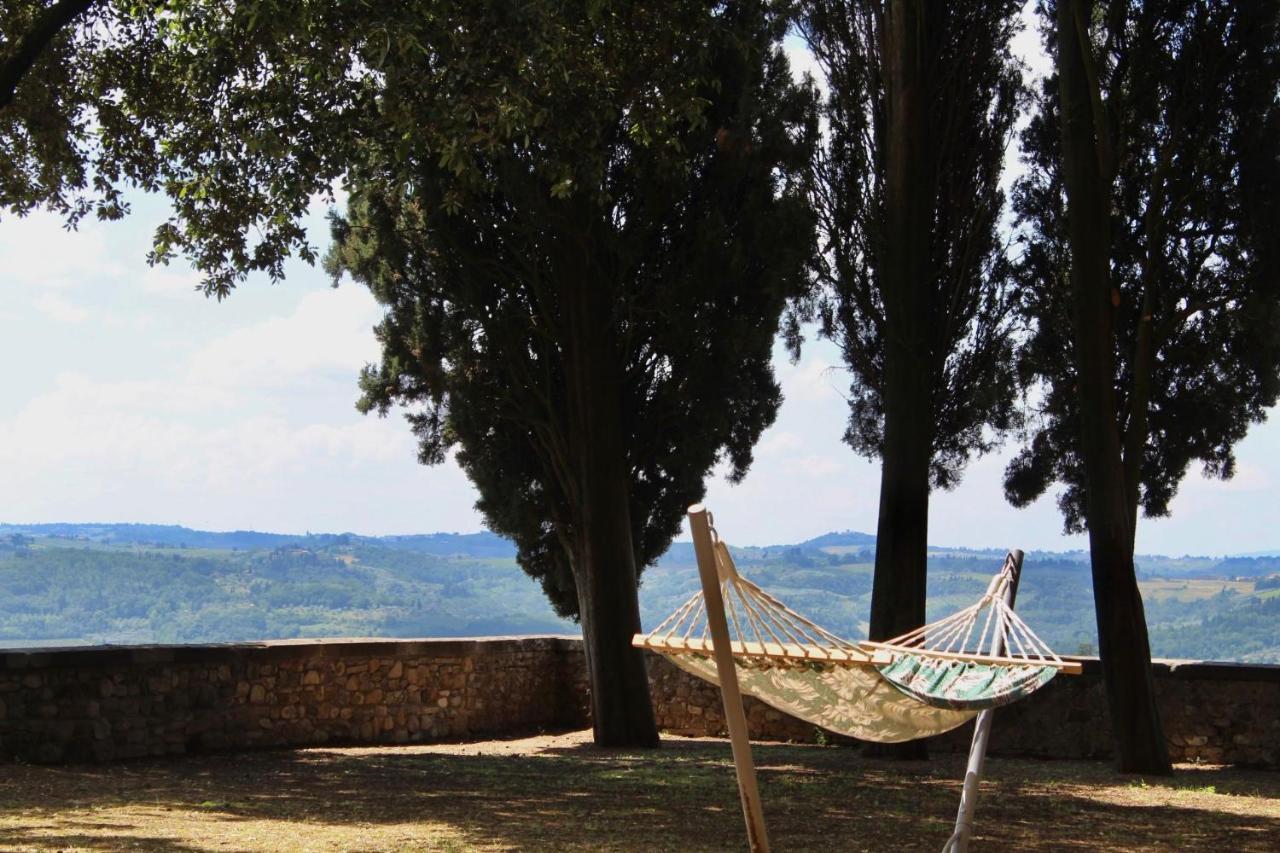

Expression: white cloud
xmin=184 ymin=285 xmax=382 ymax=391
xmin=783 ymin=33 xmax=826 ymax=95
xmin=0 ymin=269 xmax=485 ymax=535
xmin=777 ymin=351 xmax=847 ymax=404
xmin=32 ymin=293 xmax=89 ymax=324
xmin=0 ymin=369 xmax=480 ymax=534
xmin=757 ymin=431 xmax=803 ymax=457
xmin=0 ymin=191 xmax=488 ymax=536
xmin=3 ymin=185 xmax=1278 ymax=554
xmin=136 ymin=267 xmax=205 ymax=298
xmin=795 ymin=454 xmax=843 ymax=478
xmin=0 ymin=211 xmax=126 ymax=289
xmin=1185 ymin=462 xmax=1270 ymax=495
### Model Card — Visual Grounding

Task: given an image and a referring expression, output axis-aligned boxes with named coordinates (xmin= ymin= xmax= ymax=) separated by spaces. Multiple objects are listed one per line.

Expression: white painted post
xmin=688 ymin=504 xmax=771 ymax=853
xmin=942 ymin=549 xmax=1025 ymax=853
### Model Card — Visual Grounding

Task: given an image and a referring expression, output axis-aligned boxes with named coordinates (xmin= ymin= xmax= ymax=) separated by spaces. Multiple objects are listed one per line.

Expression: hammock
xmin=635 ymin=540 xmax=1076 ymax=742
xmin=632 ymin=505 xmax=1080 ymax=853
xmin=638 ymin=539 xmax=974 ymax=742
xmin=861 ymin=561 xmax=1068 ymax=711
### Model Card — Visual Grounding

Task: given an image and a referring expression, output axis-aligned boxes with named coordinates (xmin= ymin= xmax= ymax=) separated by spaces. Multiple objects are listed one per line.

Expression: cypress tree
xmin=328 ymin=1 xmax=818 ymax=746
xmin=1009 ymin=0 xmax=1280 ymax=773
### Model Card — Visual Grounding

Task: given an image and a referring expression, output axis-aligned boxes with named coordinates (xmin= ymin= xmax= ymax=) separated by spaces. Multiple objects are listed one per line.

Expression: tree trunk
xmin=865 ymin=0 xmax=936 ymax=761
xmin=864 ymin=365 xmax=932 ymax=765
xmin=1055 ymin=0 xmax=1171 ymax=775
xmin=868 ymin=365 xmax=932 ymax=643
xmin=560 ymin=232 xmax=660 ymax=749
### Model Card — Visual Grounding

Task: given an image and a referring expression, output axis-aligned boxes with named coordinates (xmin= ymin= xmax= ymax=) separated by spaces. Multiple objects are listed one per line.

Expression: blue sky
xmin=1 ymin=12 xmax=1276 ymax=556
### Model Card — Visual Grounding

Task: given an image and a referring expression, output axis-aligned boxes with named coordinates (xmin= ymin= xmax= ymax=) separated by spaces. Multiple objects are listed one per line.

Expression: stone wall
xmin=645 ymin=654 xmax=1280 ymax=768
xmin=2 ymin=637 xmax=1276 ymax=768
xmin=0 ymin=637 xmax=587 ymax=763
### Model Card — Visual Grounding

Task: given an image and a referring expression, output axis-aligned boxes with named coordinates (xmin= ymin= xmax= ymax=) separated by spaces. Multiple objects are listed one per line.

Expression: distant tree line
xmin=5 ymin=540 xmax=1275 ymax=664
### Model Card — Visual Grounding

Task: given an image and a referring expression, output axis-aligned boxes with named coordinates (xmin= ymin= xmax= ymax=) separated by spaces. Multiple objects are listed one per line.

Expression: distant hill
xmin=1 ymin=522 xmax=1276 ymax=662
xmin=3 ymin=521 xmax=1277 ymax=576
xmin=0 ymin=523 xmax=516 ymax=558
xmin=1 ymin=523 xmax=818 ymax=565
xmin=369 ymin=533 xmax=517 ymax=558
xmin=0 ymin=523 xmax=308 ymax=551
xmin=799 ymin=530 xmax=878 ymax=550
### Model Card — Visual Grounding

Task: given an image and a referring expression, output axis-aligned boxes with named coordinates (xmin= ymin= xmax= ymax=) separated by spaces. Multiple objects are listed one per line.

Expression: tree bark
xmin=1055 ymin=0 xmax=1171 ymax=775
xmin=868 ymin=364 xmax=932 ymax=643
xmin=864 ymin=0 xmax=936 ymax=761
xmin=560 ymin=227 xmax=659 ymax=748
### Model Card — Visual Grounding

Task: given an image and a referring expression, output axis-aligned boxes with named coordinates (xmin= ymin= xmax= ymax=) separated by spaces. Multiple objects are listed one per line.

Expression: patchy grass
xmin=0 ymin=731 xmax=1277 ymax=851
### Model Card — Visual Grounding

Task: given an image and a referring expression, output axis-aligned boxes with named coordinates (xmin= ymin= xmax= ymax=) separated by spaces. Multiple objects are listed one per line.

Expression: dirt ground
xmin=0 ymin=730 xmax=1277 ymax=851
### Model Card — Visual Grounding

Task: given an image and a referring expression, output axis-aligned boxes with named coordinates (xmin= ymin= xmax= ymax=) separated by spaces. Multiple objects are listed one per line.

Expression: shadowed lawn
xmin=0 ymin=731 xmax=1276 ymax=851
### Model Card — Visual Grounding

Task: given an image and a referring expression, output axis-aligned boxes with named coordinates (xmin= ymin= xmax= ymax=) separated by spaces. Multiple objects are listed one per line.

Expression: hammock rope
xmin=861 ymin=552 xmax=1067 ymax=670
xmin=645 ymin=541 xmax=865 ymax=660
xmin=857 ymin=553 xmax=1074 ymax=711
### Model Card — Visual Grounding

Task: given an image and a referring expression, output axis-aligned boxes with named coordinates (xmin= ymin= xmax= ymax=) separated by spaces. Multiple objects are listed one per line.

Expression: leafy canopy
xmin=1006 ymin=0 xmax=1280 ymax=532
xmin=327 ymin=1 xmax=818 ymax=616
xmin=6 ymin=1 xmax=713 ymax=294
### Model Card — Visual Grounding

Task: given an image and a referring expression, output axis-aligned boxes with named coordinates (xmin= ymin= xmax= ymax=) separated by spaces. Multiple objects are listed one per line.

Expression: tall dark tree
xmin=326 ymin=2 xmax=817 ymax=746
xmin=2 ymin=1 xmax=816 ymax=745
xmin=1008 ymin=0 xmax=1280 ymax=773
xmin=799 ymin=1 xmax=1023 ymax=647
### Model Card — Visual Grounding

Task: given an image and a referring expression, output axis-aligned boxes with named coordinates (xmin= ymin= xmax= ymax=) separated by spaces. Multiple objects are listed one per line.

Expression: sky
xmin=1 ymin=10 xmax=1277 ymax=557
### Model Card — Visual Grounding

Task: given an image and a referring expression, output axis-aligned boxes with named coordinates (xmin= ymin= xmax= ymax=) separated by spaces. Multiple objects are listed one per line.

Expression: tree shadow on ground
xmin=0 ymin=736 xmax=1276 ymax=851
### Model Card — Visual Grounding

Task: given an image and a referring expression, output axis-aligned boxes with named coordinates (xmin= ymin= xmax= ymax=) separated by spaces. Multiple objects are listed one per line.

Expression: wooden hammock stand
xmin=634 ymin=504 xmax=1078 ymax=852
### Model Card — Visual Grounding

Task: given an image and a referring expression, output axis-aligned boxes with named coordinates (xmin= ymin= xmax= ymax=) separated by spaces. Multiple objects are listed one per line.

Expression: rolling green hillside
xmin=0 ymin=525 xmax=1275 ymax=663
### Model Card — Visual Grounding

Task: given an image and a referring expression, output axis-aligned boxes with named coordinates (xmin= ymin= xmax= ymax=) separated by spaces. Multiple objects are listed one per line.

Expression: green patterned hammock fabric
xmin=635 ymin=542 xmax=1070 ymax=742
xmin=875 ymin=654 xmax=1058 ymax=711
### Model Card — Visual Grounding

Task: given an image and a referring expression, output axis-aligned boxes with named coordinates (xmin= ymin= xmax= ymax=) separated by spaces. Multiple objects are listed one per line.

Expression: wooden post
xmin=942 ymin=550 xmax=1024 ymax=853
xmin=688 ymin=504 xmax=770 ymax=853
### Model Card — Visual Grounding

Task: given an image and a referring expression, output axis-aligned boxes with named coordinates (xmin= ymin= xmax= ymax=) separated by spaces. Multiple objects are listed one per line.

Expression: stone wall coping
xmin=1059 ymin=655 xmax=1280 ymax=683
xmin=2 ymin=637 xmax=1276 ymax=683
xmin=0 ymin=635 xmax=584 ymax=671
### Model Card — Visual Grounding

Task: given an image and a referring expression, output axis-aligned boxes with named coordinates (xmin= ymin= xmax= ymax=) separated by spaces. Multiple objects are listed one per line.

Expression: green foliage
xmin=0 ymin=539 xmax=572 ymax=644
xmin=2 ymin=0 xmax=389 ymax=292
xmin=2 ymin=532 xmax=1275 ymax=663
xmin=1146 ymin=595 xmax=1280 ymax=664
xmin=1006 ymin=0 xmax=1280 ymax=532
xmin=328 ymin=1 xmax=817 ymax=617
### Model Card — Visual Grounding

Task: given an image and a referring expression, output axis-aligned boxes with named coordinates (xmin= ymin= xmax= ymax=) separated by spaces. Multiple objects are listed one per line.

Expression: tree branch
xmin=0 ymin=0 xmax=99 ymax=113
xmin=1071 ymin=1 xmax=1113 ymax=183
